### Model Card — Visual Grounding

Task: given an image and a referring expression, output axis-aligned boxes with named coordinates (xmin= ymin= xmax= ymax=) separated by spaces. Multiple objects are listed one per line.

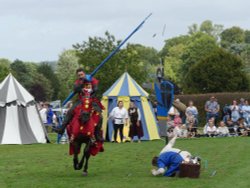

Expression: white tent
xmin=0 ymin=74 xmax=47 ymax=144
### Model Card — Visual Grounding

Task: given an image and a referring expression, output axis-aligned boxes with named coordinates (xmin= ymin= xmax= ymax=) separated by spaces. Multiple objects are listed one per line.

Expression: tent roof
xmin=103 ymin=72 xmax=149 ymax=97
xmin=0 ymin=74 xmax=34 ymax=107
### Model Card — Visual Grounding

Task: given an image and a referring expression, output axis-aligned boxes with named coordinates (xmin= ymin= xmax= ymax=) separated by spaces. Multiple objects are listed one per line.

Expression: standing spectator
xmin=222 ymin=104 xmax=231 ymax=123
xmin=168 ymin=105 xmax=179 ymax=120
xmin=109 ymin=101 xmax=128 ymax=143
xmin=39 ymin=103 xmax=48 ymax=132
xmin=230 ymin=100 xmax=240 ymax=123
xmin=185 ymin=101 xmax=198 ymax=118
xmin=217 ymin=121 xmax=230 ymax=137
xmin=238 ymin=98 xmax=245 ymax=118
xmin=205 ymin=96 xmax=220 ymax=123
xmin=46 ymin=103 xmax=54 ymax=132
xmin=128 ymin=101 xmax=144 ymax=143
xmin=241 ymin=100 xmax=250 ymax=126
xmin=152 ymin=101 xmax=158 ymax=121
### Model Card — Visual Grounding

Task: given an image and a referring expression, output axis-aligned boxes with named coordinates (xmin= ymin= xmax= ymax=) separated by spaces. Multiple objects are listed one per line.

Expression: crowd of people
xmin=166 ymin=96 xmax=250 ymax=138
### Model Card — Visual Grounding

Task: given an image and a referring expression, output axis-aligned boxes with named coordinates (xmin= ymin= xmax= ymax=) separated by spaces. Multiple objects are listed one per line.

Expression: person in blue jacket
xmin=151 ymin=136 xmax=191 ymax=177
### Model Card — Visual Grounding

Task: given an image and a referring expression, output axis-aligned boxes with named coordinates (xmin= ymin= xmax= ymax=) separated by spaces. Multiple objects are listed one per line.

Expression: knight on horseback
xmin=54 ymin=68 xmax=104 ymax=144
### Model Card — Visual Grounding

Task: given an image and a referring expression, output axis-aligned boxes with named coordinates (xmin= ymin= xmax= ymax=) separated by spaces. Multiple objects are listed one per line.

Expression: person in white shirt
xmin=39 ymin=103 xmax=48 ymax=132
xmin=109 ymin=101 xmax=128 ymax=143
xmin=217 ymin=121 xmax=229 ymax=137
xmin=185 ymin=101 xmax=198 ymax=118
xmin=39 ymin=103 xmax=48 ymax=124
xmin=203 ymin=119 xmax=217 ymax=137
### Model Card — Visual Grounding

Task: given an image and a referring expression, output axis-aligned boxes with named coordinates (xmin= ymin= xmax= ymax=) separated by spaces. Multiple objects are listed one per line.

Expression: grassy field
xmin=0 ymin=134 xmax=250 ymax=188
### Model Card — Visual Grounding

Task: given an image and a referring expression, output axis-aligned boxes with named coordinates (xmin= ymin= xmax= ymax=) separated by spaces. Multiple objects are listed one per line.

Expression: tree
xmin=188 ymin=20 xmax=223 ymax=41
xmin=56 ymin=49 xmax=79 ymax=100
xmin=185 ymin=48 xmax=249 ymax=93
xmin=10 ymin=59 xmax=31 ymax=88
xmin=220 ymin=26 xmax=245 ymax=48
xmin=181 ymin=32 xmax=219 ymax=78
xmin=37 ymin=62 xmax=60 ymax=100
xmin=10 ymin=60 xmax=53 ymax=101
xmin=74 ymin=31 xmax=150 ymax=96
xmin=160 ymin=35 xmax=190 ymax=57
xmin=245 ymin=30 xmax=250 ymax=43
xmin=0 ymin=58 xmax=11 ymax=82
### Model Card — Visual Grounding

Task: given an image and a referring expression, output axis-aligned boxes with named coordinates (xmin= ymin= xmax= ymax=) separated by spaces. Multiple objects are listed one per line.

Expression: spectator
xmin=109 ymin=101 xmax=128 ymax=143
xmin=186 ymin=112 xmax=198 ymax=138
xmin=152 ymin=101 xmax=158 ymax=121
xmin=205 ymin=96 xmax=220 ymax=123
xmin=128 ymin=101 xmax=143 ymax=143
xmin=173 ymin=113 xmax=182 ymax=127
xmin=222 ymin=104 xmax=231 ymax=123
xmin=46 ymin=103 xmax=54 ymax=132
xmin=225 ymin=118 xmax=237 ymax=135
xmin=203 ymin=118 xmax=217 ymax=137
xmin=39 ymin=103 xmax=48 ymax=132
xmin=217 ymin=121 xmax=230 ymax=137
xmin=173 ymin=124 xmax=187 ymax=138
xmin=237 ymin=118 xmax=248 ymax=136
xmin=241 ymin=100 xmax=250 ymax=127
xmin=230 ymin=100 xmax=240 ymax=123
xmin=238 ymin=98 xmax=245 ymax=118
xmin=168 ymin=105 xmax=179 ymax=120
xmin=185 ymin=101 xmax=198 ymax=118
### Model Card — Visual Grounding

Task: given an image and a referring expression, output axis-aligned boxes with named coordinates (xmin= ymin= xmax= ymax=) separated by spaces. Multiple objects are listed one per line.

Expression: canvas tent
xmin=102 ymin=72 xmax=160 ymax=142
xmin=0 ymin=74 xmax=47 ymax=144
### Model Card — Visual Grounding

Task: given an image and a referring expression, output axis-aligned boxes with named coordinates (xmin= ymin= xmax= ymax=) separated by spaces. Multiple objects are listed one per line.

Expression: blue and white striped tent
xmin=102 ymin=72 xmax=160 ymax=142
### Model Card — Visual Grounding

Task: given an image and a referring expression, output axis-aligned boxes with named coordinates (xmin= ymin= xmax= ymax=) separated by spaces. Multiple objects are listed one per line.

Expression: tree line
xmin=0 ymin=20 xmax=250 ymax=102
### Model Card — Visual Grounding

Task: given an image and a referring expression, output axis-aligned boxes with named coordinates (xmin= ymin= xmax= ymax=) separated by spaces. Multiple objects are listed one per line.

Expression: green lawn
xmin=0 ymin=134 xmax=250 ymax=188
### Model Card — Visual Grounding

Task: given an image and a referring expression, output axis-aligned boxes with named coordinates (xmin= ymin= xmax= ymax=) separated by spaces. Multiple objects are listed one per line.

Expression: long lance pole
xmin=62 ymin=13 xmax=152 ymax=106
xmin=90 ymin=13 xmax=152 ymax=77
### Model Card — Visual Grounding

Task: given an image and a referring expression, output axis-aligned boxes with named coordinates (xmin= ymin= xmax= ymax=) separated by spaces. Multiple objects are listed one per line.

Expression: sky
xmin=0 ymin=0 xmax=249 ymax=62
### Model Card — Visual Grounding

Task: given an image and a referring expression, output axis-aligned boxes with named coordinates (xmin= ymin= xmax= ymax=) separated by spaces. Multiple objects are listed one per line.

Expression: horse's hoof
xmin=73 ymin=158 xmax=79 ymax=170
xmin=82 ymin=171 xmax=88 ymax=176
xmin=78 ymin=163 xmax=83 ymax=170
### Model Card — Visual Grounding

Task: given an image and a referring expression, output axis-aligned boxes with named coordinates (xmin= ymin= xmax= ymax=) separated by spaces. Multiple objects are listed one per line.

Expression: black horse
xmin=70 ymin=114 xmax=103 ymax=176
xmin=72 ymin=134 xmax=92 ymax=176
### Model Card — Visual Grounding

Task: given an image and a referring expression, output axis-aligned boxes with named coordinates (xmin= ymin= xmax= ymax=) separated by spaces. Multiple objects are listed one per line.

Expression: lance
xmin=62 ymin=13 xmax=152 ymax=106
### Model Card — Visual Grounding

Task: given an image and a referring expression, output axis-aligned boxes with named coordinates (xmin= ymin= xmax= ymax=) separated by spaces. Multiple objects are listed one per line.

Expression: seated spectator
xmin=185 ymin=112 xmax=198 ymax=137
xmin=225 ymin=118 xmax=237 ymax=135
xmin=237 ymin=118 xmax=248 ymax=136
xmin=173 ymin=113 xmax=182 ymax=127
xmin=173 ymin=124 xmax=187 ymax=138
xmin=203 ymin=118 xmax=217 ymax=137
xmin=166 ymin=116 xmax=174 ymax=129
xmin=217 ymin=121 xmax=230 ymax=137
xmin=230 ymin=100 xmax=240 ymax=123
xmin=205 ymin=96 xmax=220 ymax=124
